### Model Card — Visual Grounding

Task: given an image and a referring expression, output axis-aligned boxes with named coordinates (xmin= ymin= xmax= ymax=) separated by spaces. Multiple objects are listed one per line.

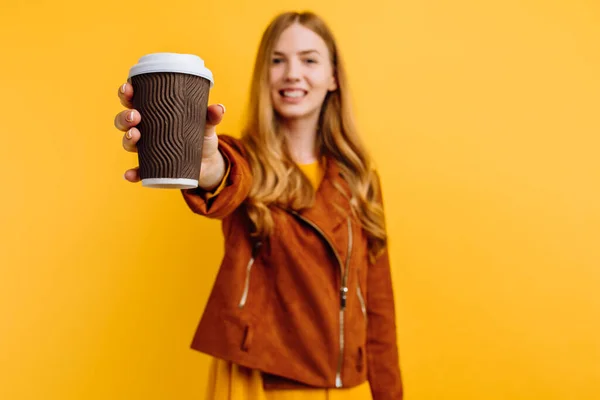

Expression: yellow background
xmin=1 ymin=0 xmax=598 ymax=399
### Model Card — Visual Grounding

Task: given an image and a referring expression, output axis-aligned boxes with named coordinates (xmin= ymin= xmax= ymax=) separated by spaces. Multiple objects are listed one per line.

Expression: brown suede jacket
xmin=181 ymin=135 xmax=403 ymax=400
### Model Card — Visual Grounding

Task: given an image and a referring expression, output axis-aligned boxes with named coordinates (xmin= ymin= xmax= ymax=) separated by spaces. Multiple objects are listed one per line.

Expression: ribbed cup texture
xmin=131 ymin=72 xmax=210 ymax=181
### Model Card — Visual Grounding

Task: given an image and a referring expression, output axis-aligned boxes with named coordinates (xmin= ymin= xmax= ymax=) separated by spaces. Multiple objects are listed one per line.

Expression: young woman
xmin=114 ymin=11 xmax=403 ymax=400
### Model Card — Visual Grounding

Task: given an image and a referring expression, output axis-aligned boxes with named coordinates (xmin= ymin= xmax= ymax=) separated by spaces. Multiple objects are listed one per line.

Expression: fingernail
xmin=217 ymin=103 xmax=226 ymax=113
xmin=126 ymin=111 xmax=134 ymax=122
xmin=120 ymin=84 xmax=127 ymax=94
xmin=125 ymin=129 xmax=133 ymax=140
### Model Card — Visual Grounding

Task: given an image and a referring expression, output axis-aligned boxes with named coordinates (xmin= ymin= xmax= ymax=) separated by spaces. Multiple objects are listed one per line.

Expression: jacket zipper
xmin=290 ymin=210 xmax=352 ymax=388
xmin=336 ymin=217 xmax=353 ymax=387
xmin=357 ymin=280 xmax=367 ymax=320
xmin=238 ymin=241 xmax=262 ymax=309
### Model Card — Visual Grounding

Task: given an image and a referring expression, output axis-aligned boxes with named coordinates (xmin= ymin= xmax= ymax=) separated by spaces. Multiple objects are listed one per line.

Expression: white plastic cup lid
xmin=128 ymin=53 xmax=214 ymax=87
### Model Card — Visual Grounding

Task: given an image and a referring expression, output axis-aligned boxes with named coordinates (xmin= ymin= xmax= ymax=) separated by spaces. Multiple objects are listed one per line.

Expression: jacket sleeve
xmin=367 ymin=174 xmax=404 ymax=400
xmin=180 ymin=134 xmax=252 ymax=219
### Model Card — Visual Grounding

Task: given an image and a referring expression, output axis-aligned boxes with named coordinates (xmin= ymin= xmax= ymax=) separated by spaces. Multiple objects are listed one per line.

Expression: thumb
xmin=204 ymin=103 xmax=226 ymax=138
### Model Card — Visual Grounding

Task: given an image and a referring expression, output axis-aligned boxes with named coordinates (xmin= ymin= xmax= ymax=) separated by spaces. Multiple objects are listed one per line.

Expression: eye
xmin=303 ymin=58 xmax=317 ymax=64
xmin=272 ymin=57 xmax=284 ymax=64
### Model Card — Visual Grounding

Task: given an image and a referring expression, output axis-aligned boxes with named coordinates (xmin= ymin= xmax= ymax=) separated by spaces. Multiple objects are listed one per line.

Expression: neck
xmin=280 ymin=114 xmax=320 ymax=164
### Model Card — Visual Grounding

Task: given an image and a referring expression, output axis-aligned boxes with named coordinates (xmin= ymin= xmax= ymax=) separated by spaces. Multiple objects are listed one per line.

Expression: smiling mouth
xmin=279 ymin=89 xmax=308 ymax=98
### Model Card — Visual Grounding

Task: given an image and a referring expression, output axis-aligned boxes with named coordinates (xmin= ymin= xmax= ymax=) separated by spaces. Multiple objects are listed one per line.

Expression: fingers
xmin=122 ymin=127 xmax=140 ymax=153
xmin=118 ymin=83 xmax=140 ymax=184
xmin=118 ymin=82 xmax=134 ymax=108
xmin=204 ymin=103 xmax=226 ymax=138
xmin=114 ymin=109 xmax=141 ymax=132
xmin=124 ymin=167 xmax=140 ymax=183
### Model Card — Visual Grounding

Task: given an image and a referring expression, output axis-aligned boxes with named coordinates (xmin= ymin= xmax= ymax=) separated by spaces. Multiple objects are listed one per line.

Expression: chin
xmin=276 ymin=111 xmax=308 ymax=120
xmin=274 ymin=105 xmax=318 ymax=121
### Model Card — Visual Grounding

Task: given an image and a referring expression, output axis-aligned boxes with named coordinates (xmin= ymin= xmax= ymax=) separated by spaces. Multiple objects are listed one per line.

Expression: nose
xmin=284 ymin=58 xmax=301 ymax=82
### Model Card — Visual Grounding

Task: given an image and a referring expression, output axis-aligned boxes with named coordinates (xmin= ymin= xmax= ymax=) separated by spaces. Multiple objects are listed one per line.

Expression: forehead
xmin=273 ymin=23 xmax=329 ymax=54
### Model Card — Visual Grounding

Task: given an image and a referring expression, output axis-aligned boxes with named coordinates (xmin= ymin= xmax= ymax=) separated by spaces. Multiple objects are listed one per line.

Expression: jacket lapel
xmin=296 ymin=157 xmax=352 ymax=259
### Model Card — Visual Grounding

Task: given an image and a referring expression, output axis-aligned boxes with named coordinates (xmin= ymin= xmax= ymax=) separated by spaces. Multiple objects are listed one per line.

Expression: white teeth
xmin=282 ymin=90 xmax=305 ymax=98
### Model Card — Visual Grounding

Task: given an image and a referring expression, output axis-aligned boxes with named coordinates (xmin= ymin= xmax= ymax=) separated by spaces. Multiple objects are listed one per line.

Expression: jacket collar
xmin=295 ymin=157 xmax=352 ymax=235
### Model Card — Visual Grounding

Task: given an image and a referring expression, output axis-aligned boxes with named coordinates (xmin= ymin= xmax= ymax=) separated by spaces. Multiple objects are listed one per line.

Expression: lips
xmin=279 ymin=89 xmax=308 ymax=98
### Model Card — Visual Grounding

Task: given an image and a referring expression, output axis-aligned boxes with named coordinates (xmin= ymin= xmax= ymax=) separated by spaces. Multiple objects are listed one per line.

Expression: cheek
xmin=308 ymin=69 xmax=332 ymax=89
xmin=307 ymin=68 xmax=331 ymax=87
xmin=269 ymin=66 xmax=283 ymax=87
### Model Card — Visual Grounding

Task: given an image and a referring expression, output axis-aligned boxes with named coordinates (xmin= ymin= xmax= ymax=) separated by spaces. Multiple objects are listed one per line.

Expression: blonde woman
xmin=114 ymin=11 xmax=403 ymax=400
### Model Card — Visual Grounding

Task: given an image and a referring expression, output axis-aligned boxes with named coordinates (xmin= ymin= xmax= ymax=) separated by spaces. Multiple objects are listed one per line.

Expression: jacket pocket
xmin=219 ymin=313 xmax=255 ymax=353
xmin=356 ymin=346 xmax=365 ymax=372
xmin=357 ymin=282 xmax=367 ymax=321
xmin=241 ymin=324 xmax=253 ymax=352
xmin=238 ymin=242 xmax=262 ymax=309
xmin=238 ymin=257 xmax=255 ymax=308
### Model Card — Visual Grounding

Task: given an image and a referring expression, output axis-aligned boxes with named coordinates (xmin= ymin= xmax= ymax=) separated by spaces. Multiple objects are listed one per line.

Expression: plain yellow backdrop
xmin=1 ymin=0 xmax=599 ymax=399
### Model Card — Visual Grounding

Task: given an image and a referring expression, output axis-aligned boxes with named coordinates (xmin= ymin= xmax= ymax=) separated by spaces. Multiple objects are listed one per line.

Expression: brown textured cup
xmin=128 ymin=53 xmax=214 ymax=189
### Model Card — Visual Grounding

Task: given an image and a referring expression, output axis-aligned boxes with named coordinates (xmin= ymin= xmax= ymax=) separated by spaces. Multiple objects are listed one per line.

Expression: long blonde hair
xmin=240 ymin=11 xmax=387 ymax=260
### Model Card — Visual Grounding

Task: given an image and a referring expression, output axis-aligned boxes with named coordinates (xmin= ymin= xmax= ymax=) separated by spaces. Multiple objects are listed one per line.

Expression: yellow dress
xmin=204 ymin=161 xmax=372 ymax=400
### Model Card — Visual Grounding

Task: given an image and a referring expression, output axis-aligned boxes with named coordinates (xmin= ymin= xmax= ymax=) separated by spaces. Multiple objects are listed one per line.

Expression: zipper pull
xmin=340 ymin=286 xmax=348 ymax=309
xmin=252 ymin=241 xmax=262 ymax=256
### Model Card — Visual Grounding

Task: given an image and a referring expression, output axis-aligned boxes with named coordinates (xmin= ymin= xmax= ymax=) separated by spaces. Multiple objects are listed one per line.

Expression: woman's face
xmin=269 ymin=23 xmax=337 ymax=123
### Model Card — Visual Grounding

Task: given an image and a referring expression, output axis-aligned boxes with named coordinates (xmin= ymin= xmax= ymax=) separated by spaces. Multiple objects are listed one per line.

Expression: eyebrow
xmin=273 ymin=50 xmax=321 ymax=56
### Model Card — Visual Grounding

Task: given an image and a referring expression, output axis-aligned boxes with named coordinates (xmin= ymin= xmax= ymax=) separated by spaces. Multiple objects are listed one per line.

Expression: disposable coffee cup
xmin=128 ymin=53 xmax=214 ymax=189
